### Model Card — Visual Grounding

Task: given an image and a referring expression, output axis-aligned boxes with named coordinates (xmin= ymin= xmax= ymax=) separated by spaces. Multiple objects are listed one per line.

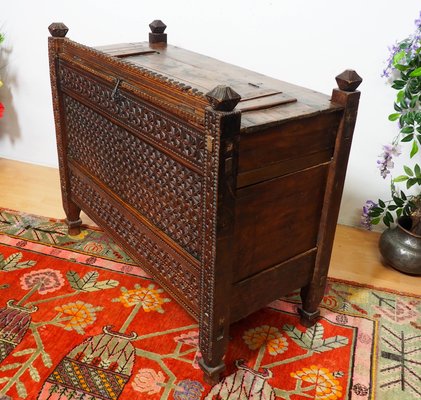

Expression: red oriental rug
xmin=0 ymin=208 xmax=420 ymax=400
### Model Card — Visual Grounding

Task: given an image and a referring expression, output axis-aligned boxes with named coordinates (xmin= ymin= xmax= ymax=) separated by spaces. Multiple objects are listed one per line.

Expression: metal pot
xmin=379 ymin=216 xmax=421 ymax=275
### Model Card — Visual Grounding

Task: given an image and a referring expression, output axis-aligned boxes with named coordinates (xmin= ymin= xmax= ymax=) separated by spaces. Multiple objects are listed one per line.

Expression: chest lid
xmin=92 ymin=22 xmax=342 ymax=132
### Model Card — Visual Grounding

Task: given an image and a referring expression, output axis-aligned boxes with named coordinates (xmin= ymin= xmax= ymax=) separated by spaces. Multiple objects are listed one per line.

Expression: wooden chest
xmin=48 ymin=21 xmax=361 ymax=383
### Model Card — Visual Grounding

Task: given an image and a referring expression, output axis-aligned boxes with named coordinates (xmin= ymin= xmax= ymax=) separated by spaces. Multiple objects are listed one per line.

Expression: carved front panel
xmin=58 ymin=61 xmax=206 ymax=169
xmin=63 ymin=94 xmax=203 ymax=260
xmin=69 ymin=171 xmax=200 ymax=315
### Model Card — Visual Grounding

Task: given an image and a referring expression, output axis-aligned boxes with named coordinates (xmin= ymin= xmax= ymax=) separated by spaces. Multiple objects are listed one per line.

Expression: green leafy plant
xmin=362 ymin=12 xmax=421 ymax=234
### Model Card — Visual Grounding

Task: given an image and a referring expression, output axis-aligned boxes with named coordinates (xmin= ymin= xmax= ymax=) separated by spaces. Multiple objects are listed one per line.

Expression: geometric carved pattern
xmin=199 ymin=108 xmax=221 ymax=361
xmin=69 ymin=172 xmax=200 ymax=313
xmin=64 ymin=95 xmax=203 ymax=259
xmin=59 ymin=62 xmax=206 ymax=169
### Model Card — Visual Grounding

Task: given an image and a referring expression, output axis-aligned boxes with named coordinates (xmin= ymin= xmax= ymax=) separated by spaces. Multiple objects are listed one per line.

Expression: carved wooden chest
xmin=48 ymin=21 xmax=361 ymax=383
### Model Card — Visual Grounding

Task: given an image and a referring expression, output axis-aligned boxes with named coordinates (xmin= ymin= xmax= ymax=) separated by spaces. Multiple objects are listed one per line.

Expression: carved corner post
xmin=299 ymin=70 xmax=362 ymax=327
xmin=48 ymin=23 xmax=82 ymax=236
xmin=199 ymin=86 xmax=241 ymax=384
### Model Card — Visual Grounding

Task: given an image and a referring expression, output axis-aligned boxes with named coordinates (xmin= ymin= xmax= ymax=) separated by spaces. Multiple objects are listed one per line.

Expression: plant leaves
xmin=401 ymin=126 xmax=414 ymax=134
xmin=388 ymin=113 xmax=400 ymax=121
xmin=401 ymin=134 xmax=414 ymax=142
xmin=404 ymin=165 xmax=413 ymax=176
xmin=410 ymin=140 xmax=419 ymax=158
xmin=393 ymin=196 xmax=405 ymax=207
xmin=397 ymin=90 xmax=405 ymax=103
xmin=383 ymin=216 xmax=391 ymax=227
xmin=407 ymin=178 xmax=418 ymax=189
xmin=393 ymin=51 xmax=406 ymax=66
xmin=409 ymin=66 xmax=421 ymax=77
xmin=394 ymin=175 xmax=409 ymax=182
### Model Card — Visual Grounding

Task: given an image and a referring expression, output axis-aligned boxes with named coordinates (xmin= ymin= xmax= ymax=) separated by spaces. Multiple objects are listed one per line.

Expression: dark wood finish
xmin=48 ymin=21 xmax=361 ymax=383
xmin=299 ymin=76 xmax=362 ymax=327
xmin=149 ymin=20 xmax=167 ymax=44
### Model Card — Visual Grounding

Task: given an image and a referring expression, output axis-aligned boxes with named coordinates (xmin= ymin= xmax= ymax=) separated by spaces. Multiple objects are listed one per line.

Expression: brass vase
xmin=379 ymin=216 xmax=421 ymax=275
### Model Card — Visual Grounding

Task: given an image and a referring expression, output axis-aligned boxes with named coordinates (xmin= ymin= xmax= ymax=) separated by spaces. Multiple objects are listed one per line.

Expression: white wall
xmin=0 ymin=0 xmax=420 ymax=228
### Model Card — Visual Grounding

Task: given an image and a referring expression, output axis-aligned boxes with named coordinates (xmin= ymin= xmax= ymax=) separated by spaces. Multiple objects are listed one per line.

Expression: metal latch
xmin=111 ymin=78 xmax=122 ymax=101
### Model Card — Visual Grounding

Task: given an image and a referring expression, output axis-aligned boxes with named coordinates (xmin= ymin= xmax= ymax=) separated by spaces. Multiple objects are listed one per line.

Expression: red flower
xmin=0 ymin=102 xmax=4 ymax=118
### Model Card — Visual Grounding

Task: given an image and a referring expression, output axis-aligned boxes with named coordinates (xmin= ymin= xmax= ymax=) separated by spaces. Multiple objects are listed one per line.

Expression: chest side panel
xmin=56 ymin=56 xmax=207 ymax=317
xmin=59 ymin=60 xmax=204 ymax=259
xmin=234 ymin=113 xmax=342 ymax=281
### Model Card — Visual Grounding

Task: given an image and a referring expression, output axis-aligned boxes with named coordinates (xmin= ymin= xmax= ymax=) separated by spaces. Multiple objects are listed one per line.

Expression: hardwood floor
xmin=1 ymin=158 xmax=419 ymax=295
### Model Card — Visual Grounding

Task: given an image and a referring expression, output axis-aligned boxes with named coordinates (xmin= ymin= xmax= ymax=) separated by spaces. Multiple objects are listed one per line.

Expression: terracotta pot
xmin=379 ymin=216 xmax=421 ymax=275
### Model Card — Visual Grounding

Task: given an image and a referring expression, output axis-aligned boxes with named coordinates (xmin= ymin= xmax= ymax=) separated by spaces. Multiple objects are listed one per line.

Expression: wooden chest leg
xmin=64 ymin=200 xmax=82 ymax=236
xmin=299 ymin=284 xmax=322 ymax=327
xmin=199 ymin=92 xmax=241 ymax=384
xmin=298 ymin=71 xmax=362 ymax=329
xmin=198 ymin=295 xmax=231 ymax=384
xmin=199 ymin=348 xmax=225 ymax=386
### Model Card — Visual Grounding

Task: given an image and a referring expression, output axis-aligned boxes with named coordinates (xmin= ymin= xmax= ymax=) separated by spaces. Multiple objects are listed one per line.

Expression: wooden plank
xmin=230 ymin=249 xmax=316 ymax=322
xmin=238 ymin=111 xmax=341 ymax=173
xmin=233 ymin=164 xmax=329 ymax=281
xmin=237 ymin=150 xmax=332 ymax=188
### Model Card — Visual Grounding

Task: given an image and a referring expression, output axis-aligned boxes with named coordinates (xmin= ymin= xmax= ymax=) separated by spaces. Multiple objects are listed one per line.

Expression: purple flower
xmin=415 ymin=11 xmax=421 ymax=28
xmin=382 ymin=13 xmax=421 ymax=77
xmin=361 ymin=200 xmax=377 ymax=230
xmin=377 ymin=144 xmax=401 ymax=179
xmin=382 ymin=44 xmax=399 ymax=78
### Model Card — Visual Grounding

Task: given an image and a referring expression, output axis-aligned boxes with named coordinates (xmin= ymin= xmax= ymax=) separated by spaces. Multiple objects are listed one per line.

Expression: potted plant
xmin=362 ymin=12 xmax=421 ymax=275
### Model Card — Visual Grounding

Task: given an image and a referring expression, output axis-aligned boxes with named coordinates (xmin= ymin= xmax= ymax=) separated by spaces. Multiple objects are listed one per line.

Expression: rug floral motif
xmin=0 ymin=208 xmax=419 ymax=399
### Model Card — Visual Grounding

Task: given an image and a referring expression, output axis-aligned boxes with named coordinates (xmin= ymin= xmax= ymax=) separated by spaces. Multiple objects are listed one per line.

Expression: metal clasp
xmin=111 ymin=78 xmax=122 ymax=101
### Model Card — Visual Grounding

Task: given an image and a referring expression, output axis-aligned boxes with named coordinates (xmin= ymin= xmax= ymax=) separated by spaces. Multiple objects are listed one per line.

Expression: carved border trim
xmin=61 ymin=39 xmax=207 ymax=126
xmin=199 ymin=109 xmax=220 ymax=361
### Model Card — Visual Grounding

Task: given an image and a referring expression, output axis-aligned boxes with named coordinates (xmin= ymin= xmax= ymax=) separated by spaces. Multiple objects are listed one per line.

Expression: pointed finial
xmin=335 ymin=70 xmax=362 ymax=92
xmin=48 ymin=22 xmax=69 ymax=38
xmin=149 ymin=20 xmax=167 ymax=44
xmin=206 ymin=85 xmax=241 ymax=111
